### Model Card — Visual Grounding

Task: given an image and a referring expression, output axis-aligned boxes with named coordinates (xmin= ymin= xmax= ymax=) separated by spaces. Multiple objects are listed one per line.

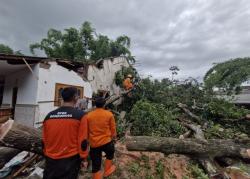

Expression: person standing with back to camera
xmin=42 ymin=87 xmax=88 ymax=179
xmin=84 ymin=97 xmax=117 ymax=179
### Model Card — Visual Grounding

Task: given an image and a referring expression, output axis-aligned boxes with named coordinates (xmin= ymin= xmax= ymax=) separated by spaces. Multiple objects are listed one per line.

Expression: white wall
xmin=1 ymin=62 xmax=93 ymax=127
xmin=2 ymin=64 xmax=39 ymax=105
xmin=36 ymin=62 xmax=93 ymax=125
xmin=2 ymin=64 xmax=39 ymax=126
xmin=14 ymin=105 xmax=38 ymax=126
xmin=87 ymin=56 xmax=130 ymax=95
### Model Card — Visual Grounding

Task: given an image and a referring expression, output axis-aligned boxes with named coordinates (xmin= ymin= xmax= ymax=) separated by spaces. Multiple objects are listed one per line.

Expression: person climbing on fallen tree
xmin=42 ymin=87 xmax=88 ymax=179
xmin=84 ymin=97 xmax=117 ymax=179
xmin=123 ymin=74 xmax=135 ymax=98
xmin=123 ymin=74 xmax=134 ymax=91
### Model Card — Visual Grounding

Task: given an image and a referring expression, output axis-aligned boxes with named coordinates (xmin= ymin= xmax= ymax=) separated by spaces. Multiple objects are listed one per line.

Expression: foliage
xmin=118 ymin=69 xmax=250 ymax=139
xmin=129 ymin=100 xmax=185 ymax=137
xmin=204 ymin=123 xmax=235 ymax=139
xmin=204 ymin=58 xmax=250 ymax=94
xmin=30 ymin=21 xmax=133 ymax=62
xmin=0 ymin=44 xmax=13 ymax=54
xmin=127 ymin=77 xmax=207 ymax=114
xmin=238 ymin=163 xmax=250 ymax=174
xmin=128 ymin=162 xmax=141 ymax=175
xmin=125 ymin=155 xmax=169 ymax=179
xmin=114 ymin=59 xmax=250 ymax=178
xmin=188 ymin=164 xmax=209 ymax=179
xmin=0 ymin=44 xmax=24 ymax=55
xmin=204 ymin=98 xmax=249 ymax=119
xmin=155 ymin=160 xmax=165 ymax=179
xmin=114 ymin=66 xmax=137 ymax=87
xmin=115 ymin=114 xmax=127 ymax=138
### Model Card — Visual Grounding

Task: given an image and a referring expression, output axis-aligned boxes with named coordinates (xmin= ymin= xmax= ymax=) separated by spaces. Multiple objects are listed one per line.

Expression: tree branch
xmin=178 ymin=103 xmax=202 ymax=124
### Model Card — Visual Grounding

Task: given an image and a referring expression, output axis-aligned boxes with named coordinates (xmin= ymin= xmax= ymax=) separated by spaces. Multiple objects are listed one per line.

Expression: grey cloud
xmin=1 ymin=0 xmax=250 ymax=80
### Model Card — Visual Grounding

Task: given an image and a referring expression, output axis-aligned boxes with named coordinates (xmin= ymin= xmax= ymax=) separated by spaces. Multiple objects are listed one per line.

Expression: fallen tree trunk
xmin=126 ymin=136 xmax=250 ymax=159
xmin=0 ymin=120 xmax=42 ymax=155
xmin=1 ymin=119 xmax=250 ymax=162
xmin=0 ymin=117 xmax=21 ymax=168
xmin=179 ymin=120 xmax=229 ymax=178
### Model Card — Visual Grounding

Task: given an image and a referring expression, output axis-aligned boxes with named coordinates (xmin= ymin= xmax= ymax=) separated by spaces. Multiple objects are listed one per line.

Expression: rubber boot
xmin=92 ymin=171 xmax=102 ymax=179
xmin=103 ymin=159 xmax=116 ymax=177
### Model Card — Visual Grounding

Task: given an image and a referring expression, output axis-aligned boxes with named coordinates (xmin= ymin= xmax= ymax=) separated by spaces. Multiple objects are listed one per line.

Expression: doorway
xmin=0 ymin=79 xmax=4 ymax=106
xmin=11 ymin=87 xmax=18 ymax=118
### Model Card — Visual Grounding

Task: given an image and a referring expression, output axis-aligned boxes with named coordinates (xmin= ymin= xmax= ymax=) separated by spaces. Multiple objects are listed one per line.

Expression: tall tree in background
xmin=0 ymin=44 xmax=24 ymax=55
xmin=30 ymin=21 xmax=134 ymax=62
xmin=169 ymin=66 xmax=180 ymax=81
xmin=111 ymin=35 xmax=131 ymax=57
xmin=90 ymin=35 xmax=111 ymax=60
xmin=80 ymin=21 xmax=95 ymax=59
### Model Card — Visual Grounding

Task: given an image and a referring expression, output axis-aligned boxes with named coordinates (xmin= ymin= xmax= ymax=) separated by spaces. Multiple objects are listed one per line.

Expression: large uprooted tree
xmin=114 ymin=60 xmax=250 ymax=177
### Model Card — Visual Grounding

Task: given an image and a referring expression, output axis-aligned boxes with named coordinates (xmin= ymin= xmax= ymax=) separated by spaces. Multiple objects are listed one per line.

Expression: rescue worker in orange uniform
xmin=85 ymin=97 xmax=117 ymax=179
xmin=123 ymin=74 xmax=134 ymax=90
xmin=42 ymin=87 xmax=88 ymax=179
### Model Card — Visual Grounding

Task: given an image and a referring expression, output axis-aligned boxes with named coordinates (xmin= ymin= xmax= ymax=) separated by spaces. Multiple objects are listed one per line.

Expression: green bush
xmin=205 ymin=98 xmax=249 ymax=119
xmin=204 ymin=123 xmax=235 ymax=139
xmin=129 ymin=100 xmax=185 ymax=137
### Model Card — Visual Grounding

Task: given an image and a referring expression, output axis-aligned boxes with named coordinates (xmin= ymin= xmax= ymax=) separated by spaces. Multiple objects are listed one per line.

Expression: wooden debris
xmin=12 ymin=154 xmax=39 ymax=177
xmin=178 ymin=103 xmax=202 ymax=124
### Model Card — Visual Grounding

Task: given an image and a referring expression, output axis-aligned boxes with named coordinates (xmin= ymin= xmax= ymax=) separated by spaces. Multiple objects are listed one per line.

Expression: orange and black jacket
xmin=42 ymin=106 xmax=88 ymax=159
xmin=86 ymin=108 xmax=117 ymax=148
xmin=123 ymin=78 xmax=133 ymax=90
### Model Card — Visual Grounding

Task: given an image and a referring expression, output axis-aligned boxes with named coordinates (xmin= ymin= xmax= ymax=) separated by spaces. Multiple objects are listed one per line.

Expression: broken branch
xmin=178 ymin=103 xmax=202 ymax=124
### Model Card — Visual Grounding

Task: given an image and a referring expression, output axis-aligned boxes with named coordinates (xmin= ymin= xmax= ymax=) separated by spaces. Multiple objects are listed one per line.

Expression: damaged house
xmin=0 ymin=54 xmax=130 ymax=127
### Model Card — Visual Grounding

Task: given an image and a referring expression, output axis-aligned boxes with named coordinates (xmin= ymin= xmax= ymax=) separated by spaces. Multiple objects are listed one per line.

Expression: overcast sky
xmin=1 ymin=0 xmax=250 ymax=80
